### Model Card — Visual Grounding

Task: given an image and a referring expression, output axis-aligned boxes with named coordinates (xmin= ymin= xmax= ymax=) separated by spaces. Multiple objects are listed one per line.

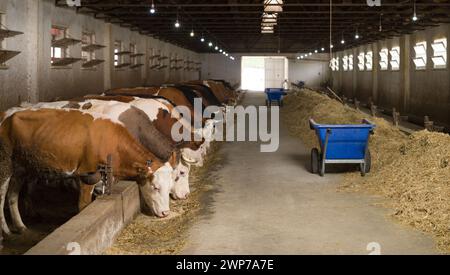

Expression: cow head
xmin=167 ymin=151 xmax=191 ymax=200
xmin=171 ymin=161 xmax=191 ymax=200
xmin=137 ymin=161 xmax=173 ymax=218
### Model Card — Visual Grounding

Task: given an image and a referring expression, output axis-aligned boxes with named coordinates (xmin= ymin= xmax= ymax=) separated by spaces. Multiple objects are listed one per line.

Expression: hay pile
xmin=105 ymin=143 xmax=223 ymax=255
xmin=282 ymin=88 xmax=450 ymax=253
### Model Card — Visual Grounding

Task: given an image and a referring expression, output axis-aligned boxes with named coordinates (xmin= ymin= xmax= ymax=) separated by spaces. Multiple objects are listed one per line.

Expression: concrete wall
xmin=289 ymin=57 xmax=329 ymax=88
xmin=0 ymin=0 xmax=201 ymax=111
xmin=332 ymin=23 xmax=450 ymax=126
xmin=201 ymin=53 xmax=329 ymax=89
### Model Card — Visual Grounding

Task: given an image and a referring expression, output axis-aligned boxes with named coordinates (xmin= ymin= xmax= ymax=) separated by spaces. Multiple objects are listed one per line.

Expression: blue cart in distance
xmin=309 ymin=118 xmax=376 ymax=177
xmin=265 ymin=88 xmax=287 ymax=107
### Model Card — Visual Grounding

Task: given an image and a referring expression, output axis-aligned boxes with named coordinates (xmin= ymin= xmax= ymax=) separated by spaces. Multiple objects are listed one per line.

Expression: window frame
xmin=348 ymin=54 xmax=354 ymax=71
xmin=390 ymin=46 xmax=400 ymax=71
xmin=379 ymin=48 xmax=389 ymax=71
xmin=357 ymin=52 xmax=365 ymax=71
xmin=50 ymin=25 xmax=69 ymax=65
xmin=413 ymin=41 xmax=427 ymax=71
xmin=431 ymin=38 xmax=447 ymax=70
xmin=342 ymin=55 xmax=348 ymax=71
xmin=365 ymin=51 xmax=373 ymax=71
xmin=114 ymin=40 xmax=122 ymax=67
xmin=81 ymin=32 xmax=96 ymax=64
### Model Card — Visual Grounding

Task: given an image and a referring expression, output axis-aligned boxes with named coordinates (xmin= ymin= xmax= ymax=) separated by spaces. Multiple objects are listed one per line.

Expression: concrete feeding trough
xmin=25 ymin=181 xmax=140 ymax=255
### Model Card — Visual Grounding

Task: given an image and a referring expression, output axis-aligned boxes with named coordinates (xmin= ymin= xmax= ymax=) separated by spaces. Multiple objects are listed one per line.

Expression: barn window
xmin=50 ymin=26 xmax=67 ymax=64
xmin=390 ymin=46 xmax=400 ymax=71
xmin=342 ymin=55 xmax=348 ymax=71
xmin=379 ymin=48 xmax=388 ymax=70
xmin=413 ymin=41 xmax=427 ymax=70
xmin=431 ymin=38 xmax=447 ymax=69
xmin=348 ymin=54 xmax=354 ymax=71
xmin=114 ymin=40 xmax=122 ymax=66
xmin=357 ymin=52 xmax=365 ymax=71
xmin=365 ymin=51 xmax=373 ymax=71
xmin=81 ymin=32 xmax=95 ymax=63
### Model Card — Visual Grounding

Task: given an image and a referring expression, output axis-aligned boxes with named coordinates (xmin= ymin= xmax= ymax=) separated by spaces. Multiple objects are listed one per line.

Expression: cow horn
xmin=181 ymin=154 xmax=197 ymax=164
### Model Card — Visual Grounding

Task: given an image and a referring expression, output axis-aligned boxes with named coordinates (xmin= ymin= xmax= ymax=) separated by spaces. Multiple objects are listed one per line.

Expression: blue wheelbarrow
xmin=309 ymin=119 xmax=376 ymax=177
xmin=265 ymin=88 xmax=287 ymax=107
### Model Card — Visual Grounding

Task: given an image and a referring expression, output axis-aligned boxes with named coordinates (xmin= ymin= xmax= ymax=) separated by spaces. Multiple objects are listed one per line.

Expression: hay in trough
xmin=105 ymin=143 xmax=223 ymax=255
xmin=282 ymin=88 xmax=450 ymax=253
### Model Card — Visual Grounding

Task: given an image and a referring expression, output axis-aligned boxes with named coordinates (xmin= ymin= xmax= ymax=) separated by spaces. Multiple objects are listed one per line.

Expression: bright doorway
xmin=241 ymin=56 xmax=288 ymax=92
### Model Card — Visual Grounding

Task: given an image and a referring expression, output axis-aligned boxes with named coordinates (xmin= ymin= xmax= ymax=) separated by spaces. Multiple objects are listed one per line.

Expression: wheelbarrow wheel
xmin=360 ymin=150 xmax=371 ymax=177
xmin=311 ymin=148 xmax=320 ymax=174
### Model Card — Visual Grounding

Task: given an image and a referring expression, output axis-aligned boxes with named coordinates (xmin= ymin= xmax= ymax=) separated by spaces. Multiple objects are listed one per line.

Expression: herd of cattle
xmin=0 ymin=80 xmax=241 ymax=246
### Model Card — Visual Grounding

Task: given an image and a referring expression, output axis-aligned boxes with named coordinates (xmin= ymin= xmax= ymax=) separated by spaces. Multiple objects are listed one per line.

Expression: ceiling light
xmin=175 ymin=20 xmax=180 ymax=28
xmin=330 ymin=44 xmax=334 ymax=49
xmin=215 ymin=46 xmax=219 ymax=50
xmin=412 ymin=0 xmax=418 ymax=21
xmin=150 ymin=0 xmax=156 ymax=14
xmin=355 ymin=34 xmax=360 ymax=39
xmin=226 ymin=53 xmax=229 ymax=57
xmin=190 ymin=30 xmax=195 ymax=37
xmin=200 ymin=37 xmax=205 ymax=42
xmin=208 ymin=42 xmax=213 ymax=47
xmin=263 ymin=1 xmax=283 ymax=13
xmin=321 ymin=47 xmax=325 ymax=51
xmin=309 ymin=52 xmax=312 ymax=56
xmin=314 ymin=50 xmax=318 ymax=53
xmin=219 ymin=49 xmax=223 ymax=53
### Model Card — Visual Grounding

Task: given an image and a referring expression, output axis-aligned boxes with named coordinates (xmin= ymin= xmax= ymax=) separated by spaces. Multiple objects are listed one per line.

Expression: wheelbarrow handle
xmin=309 ymin=118 xmax=318 ymax=130
xmin=362 ymin=119 xmax=376 ymax=135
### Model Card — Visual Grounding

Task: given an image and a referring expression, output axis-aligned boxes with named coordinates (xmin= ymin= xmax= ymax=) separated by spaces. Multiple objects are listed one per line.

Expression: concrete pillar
xmin=352 ymin=47 xmax=358 ymax=98
xmin=25 ymin=0 xmax=39 ymax=103
xmin=372 ymin=42 xmax=379 ymax=104
xmin=401 ymin=35 xmax=411 ymax=113
xmin=103 ymin=23 xmax=112 ymax=91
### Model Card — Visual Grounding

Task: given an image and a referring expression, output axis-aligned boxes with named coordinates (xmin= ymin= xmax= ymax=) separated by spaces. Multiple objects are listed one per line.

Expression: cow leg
xmin=0 ymin=175 xmax=12 ymax=237
xmin=7 ymin=177 xmax=27 ymax=233
xmin=78 ymin=182 xmax=95 ymax=211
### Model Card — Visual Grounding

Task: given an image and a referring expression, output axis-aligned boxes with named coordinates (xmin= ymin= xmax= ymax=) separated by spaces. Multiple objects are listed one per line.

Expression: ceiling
xmin=57 ymin=0 xmax=450 ymax=54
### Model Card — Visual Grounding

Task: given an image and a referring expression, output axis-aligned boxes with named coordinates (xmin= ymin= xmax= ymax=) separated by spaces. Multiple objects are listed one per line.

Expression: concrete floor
xmin=182 ymin=93 xmax=437 ymax=255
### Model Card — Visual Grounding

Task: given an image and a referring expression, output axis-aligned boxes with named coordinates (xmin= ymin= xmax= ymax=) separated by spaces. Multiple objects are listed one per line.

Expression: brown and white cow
xmin=16 ymin=99 xmax=192 ymax=200
xmin=0 ymin=109 xmax=174 ymax=239
xmin=82 ymin=95 xmax=206 ymax=166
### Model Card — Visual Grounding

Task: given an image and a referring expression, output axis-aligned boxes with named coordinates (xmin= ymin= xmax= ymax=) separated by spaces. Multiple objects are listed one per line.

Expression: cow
xmin=183 ymin=84 xmax=222 ymax=107
xmin=0 ymin=109 xmax=175 ymax=241
xmin=15 ymin=100 xmax=192 ymax=200
xmin=104 ymin=86 xmax=220 ymax=155
xmin=81 ymin=95 xmax=206 ymax=166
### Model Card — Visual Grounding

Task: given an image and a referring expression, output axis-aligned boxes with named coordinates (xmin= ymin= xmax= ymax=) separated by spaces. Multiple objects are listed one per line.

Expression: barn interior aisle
xmin=182 ymin=93 xmax=437 ymax=255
